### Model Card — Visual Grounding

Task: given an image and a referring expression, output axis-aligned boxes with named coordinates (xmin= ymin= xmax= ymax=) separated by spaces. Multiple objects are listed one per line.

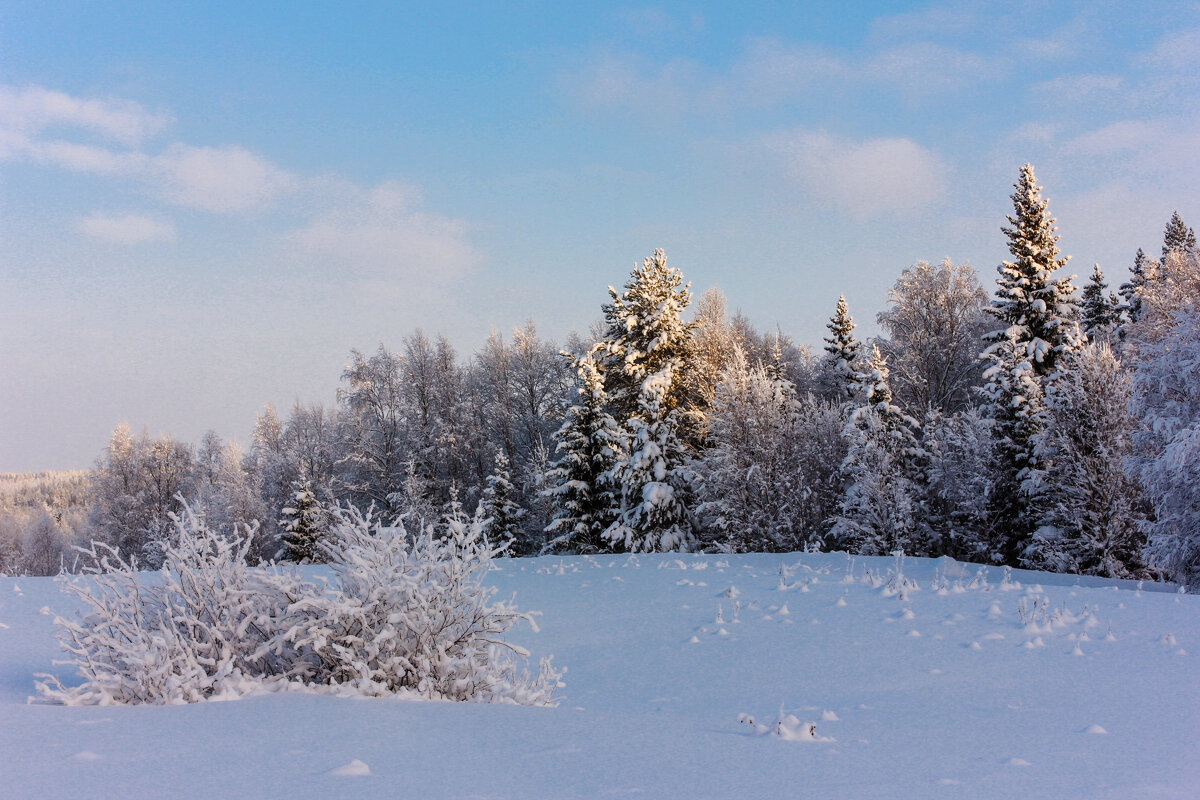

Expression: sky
xmin=2 ymin=1 xmax=1198 ymax=472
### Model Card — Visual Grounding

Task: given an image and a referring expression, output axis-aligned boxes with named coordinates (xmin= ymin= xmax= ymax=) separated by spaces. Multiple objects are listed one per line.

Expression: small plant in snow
xmin=37 ymin=501 xmax=561 ymax=706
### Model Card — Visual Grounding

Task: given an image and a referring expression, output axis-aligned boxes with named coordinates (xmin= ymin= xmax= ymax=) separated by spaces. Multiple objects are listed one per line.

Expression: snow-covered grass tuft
xmin=36 ymin=502 xmax=561 ymax=706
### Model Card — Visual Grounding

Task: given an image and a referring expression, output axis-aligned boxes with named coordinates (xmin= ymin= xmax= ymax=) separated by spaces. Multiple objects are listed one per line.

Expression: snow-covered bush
xmin=38 ymin=502 xmax=560 ymax=706
xmin=285 ymin=504 xmax=562 ymax=703
xmin=37 ymin=504 xmax=302 ymax=705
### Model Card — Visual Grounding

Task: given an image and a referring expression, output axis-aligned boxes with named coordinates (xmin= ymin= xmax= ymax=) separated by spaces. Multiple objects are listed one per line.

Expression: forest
xmin=3 ymin=164 xmax=1198 ymax=590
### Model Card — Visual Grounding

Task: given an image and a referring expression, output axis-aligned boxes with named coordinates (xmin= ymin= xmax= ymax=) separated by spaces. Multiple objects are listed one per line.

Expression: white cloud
xmin=151 ymin=144 xmax=296 ymax=212
xmin=78 ymin=212 xmax=176 ymax=244
xmin=0 ymin=84 xmax=170 ymax=144
xmin=284 ymin=180 xmax=480 ymax=281
xmin=764 ymin=129 xmax=948 ymax=218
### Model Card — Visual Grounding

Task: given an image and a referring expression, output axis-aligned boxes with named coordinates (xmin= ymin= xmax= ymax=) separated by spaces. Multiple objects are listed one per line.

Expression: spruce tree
xmin=1023 ymin=345 xmax=1148 ymax=577
xmin=479 ymin=451 xmax=526 ymax=552
xmin=279 ymin=479 xmax=326 ymax=563
xmin=984 ymin=163 xmax=1081 ymax=378
xmin=828 ymin=346 xmax=926 ymax=556
xmin=1118 ymin=248 xmax=1152 ymax=327
xmin=542 ymin=353 xmax=621 ymax=553
xmin=821 ymin=295 xmax=862 ymax=403
xmin=1081 ymin=263 xmax=1119 ymax=342
xmin=1162 ymin=210 xmax=1196 ymax=260
xmin=980 ymin=329 xmax=1046 ymax=565
xmin=604 ymin=364 xmax=696 ymax=553
xmin=598 ymin=249 xmax=693 ymax=423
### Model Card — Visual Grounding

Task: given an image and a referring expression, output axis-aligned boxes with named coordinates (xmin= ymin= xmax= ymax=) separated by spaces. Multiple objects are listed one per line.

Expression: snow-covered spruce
xmin=37 ymin=502 xmax=561 ymax=705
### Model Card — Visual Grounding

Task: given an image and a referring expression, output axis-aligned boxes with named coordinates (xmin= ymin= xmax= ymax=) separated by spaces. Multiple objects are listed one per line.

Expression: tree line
xmin=3 ymin=164 xmax=1198 ymax=589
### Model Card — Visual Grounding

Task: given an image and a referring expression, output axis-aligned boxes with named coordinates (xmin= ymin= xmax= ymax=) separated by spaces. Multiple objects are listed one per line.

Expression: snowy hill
xmin=3 ymin=552 xmax=1198 ymax=799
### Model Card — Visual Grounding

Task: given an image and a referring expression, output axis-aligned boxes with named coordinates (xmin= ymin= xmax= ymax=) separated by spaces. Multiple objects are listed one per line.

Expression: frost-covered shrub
xmin=37 ymin=504 xmax=303 ymax=705
xmin=37 ymin=502 xmax=560 ymax=706
xmin=284 ymin=504 xmax=562 ymax=703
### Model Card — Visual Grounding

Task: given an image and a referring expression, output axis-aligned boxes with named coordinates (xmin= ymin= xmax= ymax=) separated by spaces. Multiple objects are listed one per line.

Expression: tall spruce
xmin=598 ymin=249 xmax=693 ymax=423
xmin=984 ymin=163 xmax=1081 ymax=378
xmin=542 ymin=353 xmax=621 ymax=553
xmin=821 ymin=295 xmax=862 ymax=403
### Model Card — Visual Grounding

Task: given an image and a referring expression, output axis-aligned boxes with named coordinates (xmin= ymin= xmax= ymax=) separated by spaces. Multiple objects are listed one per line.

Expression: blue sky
xmin=2 ymin=1 xmax=1198 ymax=471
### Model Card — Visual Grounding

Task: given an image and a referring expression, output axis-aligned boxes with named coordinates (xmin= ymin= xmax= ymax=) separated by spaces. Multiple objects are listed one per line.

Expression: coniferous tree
xmin=479 ymin=451 xmax=525 ymax=552
xmin=820 ymin=295 xmax=862 ymax=403
xmin=1081 ymin=263 xmax=1120 ymax=343
xmin=984 ymin=163 xmax=1081 ymax=378
xmin=980 ymin=329 xmax=1046 ymax=565
xmin=828 ymin=346 xmax=926 ymax=556
xmin=1023 ymin=345 xmax=1148 ymax=577
xmin=279 ymin=479 xmax=327 ymax=563
xmin=598 ymin=249 xmax=693 ymax=423
xmin=922 ymin=409 xmax=995 ymax=561
xmin=1162 ymin=210 xmax=1196 ymax=260
xmin=1119 ymin=248 xmax=1153 ymax=327
xmin=604 ymin=364 xmax=696 ymax=553
xmin=542 ymin=353 xmax=621 ymax=553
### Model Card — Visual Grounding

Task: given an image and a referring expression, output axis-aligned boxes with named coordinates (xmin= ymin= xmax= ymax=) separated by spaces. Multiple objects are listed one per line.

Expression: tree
xmin=922 ymin=409 xmax=995 ymax=561
xmin=876 ymin=258 xmax=989 ymax=414
xmin=1023 ymin=345 xmax=1148 ymax=577
xmin=1080 ymin=264 xmax=1120 ymax=343
xmin=696 ymin=345 xmax=828 ymax=553
xmin=980 ymin=329 xmax=1046 ymax=565
xmin=819 ymin=295 xmax=862 ymax=403
xmin=1118 ymin=248 xmax=1153 ymax=327
xmin=479 ymin=451 xmax=526 ymax=552
xmin=542 ymin=353 xmax=621 ymax=554
xmin=279 ymin=479 xmax=327 ymax=563
xmin=679 ymin=287 xmax=739 ymax=442
xmin=984 ymin=163 xmax=1080 ymax=378
xmin=604 ymin=364 xmax=696 ymax=553
xmin=828 ymin=346 xmax=926 ymax=556
xmin=1127 ymin=249 xmax=1200 ymax=588
xmin=1162 ymin=210 xmax=1196 ymax=260
xmin=598 ymin=249 xmax=693 ymax=422
xmin=338 ymin=346 xmax=408 ymax=512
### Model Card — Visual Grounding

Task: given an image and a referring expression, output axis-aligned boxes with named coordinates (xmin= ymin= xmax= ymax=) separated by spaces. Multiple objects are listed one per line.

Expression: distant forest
xmin=3 ymin=164 xmax=1198 ymax=589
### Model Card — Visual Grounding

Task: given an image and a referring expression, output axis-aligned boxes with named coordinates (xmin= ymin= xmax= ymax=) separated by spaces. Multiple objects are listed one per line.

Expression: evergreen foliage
xmin=604 ymin=364 xmax=696 ymax=553
xmin=1119 ymin=248 xmax=1152 ymax=327
xmin=1081 ymin=264 xmax=1120 ymax=342
xmin=542 ymin=353 xmax=621 ymax=553
xmin=279 ymin=479 xmax=326 ymax=564
xmin=480 ymin=451 xmax=526 ymax=552
xmin=598 ymin=249 xmax=693 ymax=422
xmin=1162 ymin=210 xmax=1196 ymax=260
xmin=821 ymin=295 xmax=862 ymax=403
xmin=984 ymin=163 xmax=1081 ymax=378
xmin=1023 ymin=345 xmax=1148 ymax=577
xmin=828 ymin=346 xmax=926 ymax=556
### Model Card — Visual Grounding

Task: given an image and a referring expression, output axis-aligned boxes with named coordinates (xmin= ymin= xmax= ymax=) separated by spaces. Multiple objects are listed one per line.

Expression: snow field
xmin=2 ymin=551 xmax=1198 ymax=799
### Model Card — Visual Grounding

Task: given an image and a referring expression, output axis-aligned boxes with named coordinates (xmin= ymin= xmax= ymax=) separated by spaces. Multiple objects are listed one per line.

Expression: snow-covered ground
xmin=3 ymin=552 xmax=1198 ymax=799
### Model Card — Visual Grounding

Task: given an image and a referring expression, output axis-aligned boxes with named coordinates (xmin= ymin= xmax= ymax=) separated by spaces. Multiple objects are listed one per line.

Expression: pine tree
xmin=980 ymin=329 xmax=1046 ymax=565
xmin=821 ymin=295 xmax=862 ymax=403
xmin=1162 ymin=210 xmax=1196 ymax=260
xmin=1118 ymin=248 xmax=1153 ymax=328
xmin=984 ymin=163 xmax=1081 ymax=378
xmin=542 ymin=353 xmax=621 ymax=553
xmin=604 ymin=364 xmax=696 ymax=553
xmin=279 ymin=479 xmax=326 ymax=563
xmin=1023 ymin=345 xmax=1148 ymax=577
xmin=828 ymin=346 xmax=926 ymax=556
xmin=1081 ymin=263 xmax=1120 ymax=342
xmin=479 ymin=451 xmax=526 ymax=552
xmin=598 ymin=249 xmax=693 ymax=423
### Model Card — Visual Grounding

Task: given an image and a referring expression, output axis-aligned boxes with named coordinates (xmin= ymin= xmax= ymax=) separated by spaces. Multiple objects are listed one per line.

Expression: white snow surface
xmin=3 ymin=552 xmax=1198 ymax=798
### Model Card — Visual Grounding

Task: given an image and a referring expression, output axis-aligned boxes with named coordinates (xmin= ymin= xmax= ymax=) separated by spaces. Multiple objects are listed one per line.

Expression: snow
xmin=3 ymin=551 xmax=1199 ymax=798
